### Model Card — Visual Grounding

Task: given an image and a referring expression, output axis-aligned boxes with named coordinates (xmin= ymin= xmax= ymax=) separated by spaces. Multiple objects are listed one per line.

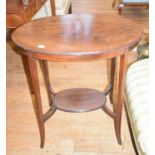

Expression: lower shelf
xmin=53 ymin=88 xmax=107 ymax=113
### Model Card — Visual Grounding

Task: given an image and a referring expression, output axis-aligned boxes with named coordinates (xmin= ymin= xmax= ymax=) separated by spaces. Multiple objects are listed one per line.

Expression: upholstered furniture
xmin=137 ymin=41 xmax=149 ymax=59
xmin=125 ymin=58 xmax=149 ymax=155
xmin=112 ymin=0 xmax=149 ymax=15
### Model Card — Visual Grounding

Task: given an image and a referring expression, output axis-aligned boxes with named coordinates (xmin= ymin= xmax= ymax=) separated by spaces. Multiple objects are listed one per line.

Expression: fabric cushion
xmin=123 ymin=0 xmax=149 ymax=3
xmin=125 ymin=58 xmax=149 ymax=155
xmin=33 ymin=0 xmax=71 ymax=19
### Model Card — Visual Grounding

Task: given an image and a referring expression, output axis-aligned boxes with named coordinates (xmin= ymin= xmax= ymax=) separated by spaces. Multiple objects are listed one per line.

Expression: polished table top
xmin=12 ymin=13 xmax=142 ymax=61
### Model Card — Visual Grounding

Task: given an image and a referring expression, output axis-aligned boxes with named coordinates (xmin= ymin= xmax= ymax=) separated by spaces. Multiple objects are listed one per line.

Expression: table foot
xmin=114 ymin=119 xmax=122 ymax=145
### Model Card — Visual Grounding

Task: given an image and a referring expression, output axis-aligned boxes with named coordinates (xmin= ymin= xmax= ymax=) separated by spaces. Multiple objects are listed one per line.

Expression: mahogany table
xmin=12 ymin=13 xmax=142 ymax=148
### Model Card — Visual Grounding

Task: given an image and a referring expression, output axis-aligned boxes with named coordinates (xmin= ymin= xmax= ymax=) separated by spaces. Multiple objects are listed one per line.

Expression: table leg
xmin=21 ymin=55 xmax=34 ymax=94
xmin=21 ymin=55 xmax=45 ymax=148
xmin=109 ymin=58 xmax=116 ymax=104
xmin=39 ymin=60 xmax=54 ymax=106
xmin=114 ymin=53 xmax=128 ymax=145
xmin=50 ymin=0 xmax=56 ymax=16
xmin=69 ymin=4 xmax=72 ymax=14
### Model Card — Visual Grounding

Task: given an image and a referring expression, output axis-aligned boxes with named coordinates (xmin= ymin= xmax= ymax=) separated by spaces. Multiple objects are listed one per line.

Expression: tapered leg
xmin=21 ymin=55 xmax=34 ymax=94
xmin=118 ymin=6 xmax=122 ymax=15
xmin=39 ymin=60 xmax=54 ymax=106
xmin=114 ymin=53 xmax=128 ymax=145
xmin=21 ymin=55 xmax=45 ymax=148
xmin=102 ymin=58 xmax=116 ymax=118
xmin=50 ymin=0 xmax=56 ymax=16
xmin=69 ymin=4 xmax=72 ymax=14
xmin=109 ymin=58 xmax=116 ymax=104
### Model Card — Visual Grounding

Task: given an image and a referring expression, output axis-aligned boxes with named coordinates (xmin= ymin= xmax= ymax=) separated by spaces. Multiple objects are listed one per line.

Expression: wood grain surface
xmin=53 ymin=88 xmax=106 ymax=112
xmin=12 ymin=13 xmax=142 ymax=61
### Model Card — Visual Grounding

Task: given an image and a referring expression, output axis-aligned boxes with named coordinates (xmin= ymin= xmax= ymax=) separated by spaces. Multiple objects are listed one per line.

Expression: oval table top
xmin=12 ymin=13 xmax=142 ymax=61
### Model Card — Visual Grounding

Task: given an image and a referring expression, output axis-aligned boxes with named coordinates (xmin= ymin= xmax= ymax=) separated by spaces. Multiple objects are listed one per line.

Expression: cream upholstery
xmin=123 ymin=0 xmax=149 ymax=3
xmin=125 ymin=58 xmax=149 ymax=155
xmin=114 ymin=0 xmax=149 ymax=15
xmin=33 ymin=0 xmax=71 ymax=19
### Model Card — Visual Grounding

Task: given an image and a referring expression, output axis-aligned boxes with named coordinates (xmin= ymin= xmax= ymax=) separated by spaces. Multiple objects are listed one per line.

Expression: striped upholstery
xmin=33 ymin=0 xmax=71 ymax=19
xmin=123 ymin=0 xmax=149 ymax=3
xmin=125 ymin=58 xmax=149 ymax=155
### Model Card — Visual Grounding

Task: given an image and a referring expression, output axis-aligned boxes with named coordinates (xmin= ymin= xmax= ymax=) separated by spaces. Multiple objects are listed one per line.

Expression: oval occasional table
xmin=12 ymin=13 xmax=142 ymax=148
